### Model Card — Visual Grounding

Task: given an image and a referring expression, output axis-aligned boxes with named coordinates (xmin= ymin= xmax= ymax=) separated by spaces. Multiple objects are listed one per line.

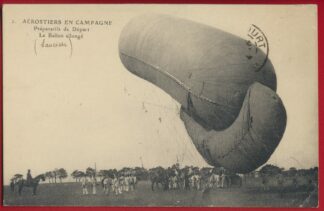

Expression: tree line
xmin=258 ymin=164 xmax=318 ymax=177
xmin=11 ymin=164 xmax=318 ymax=184
xmin=44 ymin=168 xmax=68 ymax=183
xmin=70 ymin=167 xmax=149 ymax=182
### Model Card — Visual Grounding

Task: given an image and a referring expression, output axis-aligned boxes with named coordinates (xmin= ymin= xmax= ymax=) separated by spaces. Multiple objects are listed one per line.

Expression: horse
xmin=208 ymin=173 xmax=220 ymax=188
xmin=149 ymin=167 xmax=168 ymax=191
xmin=189 ymin=174 xmax=201 ymax=190
xmin=101 ymin=176 xmax=113 ymax=195
xmin=16 ymin=174 xmax=45 ymax=195
xmin=126 ymin=175 xmax=137 ymax=191
xmin=167 ymin=166 xmax=186 ymax=190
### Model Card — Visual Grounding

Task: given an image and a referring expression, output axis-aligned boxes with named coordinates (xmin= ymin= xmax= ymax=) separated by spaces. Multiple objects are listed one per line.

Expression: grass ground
xmin=3 ymin=178 xmax=318 ymax=207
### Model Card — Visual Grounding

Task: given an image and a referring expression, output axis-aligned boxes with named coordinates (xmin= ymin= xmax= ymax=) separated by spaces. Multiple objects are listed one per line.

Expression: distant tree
xmin=98 ymin=170 xmax=113 ymax=180
xmin=71 ymin=170 xmax=85 ymax=182
xmin=71 ymin=170 xmax=80 ymax=182
xmin=11 ymin=174 xmax=23 ymax=183
xmin=45 ymin=171 xmax=54 ymax=183
xmin=296 ymin=169 xmax=305 ymax=176
xmin=57 ymin=168 xmax=68 ymax=183
xmin=119 ymin=167 xmax=132 ymax=176
xmin=134 ymin=167 xmax=149 ymax=180
xmin=312 ymin=167 xmax=318 ymax=180
xmin=109 ymin=169 xmax=118 ymax=178
xmin=52 ymin=169 xmax=58 ymax=183
xmin=259 ymin=164 xmax=282 ymax=176
xmin=112 ymin=169 xmax=118 ymax=176
xmin=86 ymin=167 xmax=96 ymax=177
xmin=295 ymin=167 xmax=318 ymax=177
xmin=307 ymin=167 xmax=318 ymax=176
xmin=287 ymin=167 xmax=297 ymax=177
xmin=97 ymin=170 xmax=105 ymax=180
xmin=14 ymin=174 xmax=23 ymax=178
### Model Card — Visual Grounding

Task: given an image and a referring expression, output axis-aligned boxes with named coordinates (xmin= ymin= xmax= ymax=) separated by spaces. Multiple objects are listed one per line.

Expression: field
xmin=3 ymin=177 xmax=318 ymax=207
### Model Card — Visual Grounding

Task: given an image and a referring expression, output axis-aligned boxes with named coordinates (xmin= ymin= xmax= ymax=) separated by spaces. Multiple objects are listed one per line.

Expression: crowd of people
xmin=7 ymin=166 xmax=318 ymax=207
xmin=148 ymin=164 xmax=242 ymax=192
xmin=10 ymin=164 xmax=318 ymax=197
xmin=9 ymin=165 xmax=242 ymax=196
xmin=79 ymin=173 xmax=137 ymax=196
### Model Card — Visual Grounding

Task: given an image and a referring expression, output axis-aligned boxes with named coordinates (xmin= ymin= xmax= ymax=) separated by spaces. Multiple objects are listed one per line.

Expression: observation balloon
xmin=119 ymin=14 xmax=287 ymax=173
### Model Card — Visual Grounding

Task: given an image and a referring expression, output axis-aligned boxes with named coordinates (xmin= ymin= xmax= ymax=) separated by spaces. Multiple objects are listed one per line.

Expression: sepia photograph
xmin=2 ymin=4 xmax=318 ymax=207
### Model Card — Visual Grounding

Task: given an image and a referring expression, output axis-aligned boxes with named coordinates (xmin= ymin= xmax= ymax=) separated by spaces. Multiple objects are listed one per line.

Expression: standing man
xmin=26 ymin=169 xmax=32 ymax=185
xmin=92 ymin=176 xmax=97 ymax=195
xmin=81 ymin=176 xmax=88 ymax=195
xmin=10 ymin=179 xmax=15 ymax=192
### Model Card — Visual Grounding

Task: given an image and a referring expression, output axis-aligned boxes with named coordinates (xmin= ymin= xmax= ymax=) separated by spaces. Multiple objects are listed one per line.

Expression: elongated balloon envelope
xmin=119 ymin=14 xmax=287 ymax=173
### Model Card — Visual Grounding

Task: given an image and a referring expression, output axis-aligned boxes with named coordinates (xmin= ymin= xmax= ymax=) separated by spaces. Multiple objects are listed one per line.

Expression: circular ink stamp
xmin=245 ymin=24 xmax=269 ymax=72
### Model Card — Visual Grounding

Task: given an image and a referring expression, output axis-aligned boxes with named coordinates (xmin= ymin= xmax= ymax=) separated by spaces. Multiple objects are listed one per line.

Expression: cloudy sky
xmin=3 ymin=4 xmax=317 ymax=184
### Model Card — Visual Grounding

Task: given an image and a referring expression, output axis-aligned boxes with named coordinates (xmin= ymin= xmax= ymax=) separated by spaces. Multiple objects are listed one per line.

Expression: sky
xmin=3 ymin=4 xmax=318 ymax=184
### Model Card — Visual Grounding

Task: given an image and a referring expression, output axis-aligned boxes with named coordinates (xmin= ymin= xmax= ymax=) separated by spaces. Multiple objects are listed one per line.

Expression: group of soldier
xmin=149 ymin=164 xmax=241 ymax=191
xmin=80 ymin=172 xmax=137 ymax=196
xmin=81 ymin=176 xmax=97 ymax=195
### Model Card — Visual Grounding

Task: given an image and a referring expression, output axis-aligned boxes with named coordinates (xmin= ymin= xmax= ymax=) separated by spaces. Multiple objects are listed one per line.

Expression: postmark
xmin=245 ymin=24 xmax=269 ymax=72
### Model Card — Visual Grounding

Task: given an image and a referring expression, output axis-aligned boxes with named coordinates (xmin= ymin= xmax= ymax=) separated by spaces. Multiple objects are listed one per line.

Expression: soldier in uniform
xmin=10 ymin=178 xmax=15 ymax=192
xmin=92 ymin=176 xmax=97 ymax=195
xmin=26 ymin=169 xmax=32 ymax=185
xmin=81 ymin=176 xmax=89 ymax=195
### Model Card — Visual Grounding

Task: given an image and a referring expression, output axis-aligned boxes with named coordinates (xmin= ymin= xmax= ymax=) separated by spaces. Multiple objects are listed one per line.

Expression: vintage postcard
xmin=2 ymin=4 xmax=318 ymax=207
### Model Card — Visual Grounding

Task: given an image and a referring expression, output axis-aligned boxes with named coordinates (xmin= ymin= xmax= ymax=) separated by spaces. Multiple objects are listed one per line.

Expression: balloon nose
xmin=181 ymin=82 xmax=287 ymax=173
xmin=248 ymin=82 xmax=287 ymax=150
xmin=216 ymin=82 xmax=287 ymax=173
